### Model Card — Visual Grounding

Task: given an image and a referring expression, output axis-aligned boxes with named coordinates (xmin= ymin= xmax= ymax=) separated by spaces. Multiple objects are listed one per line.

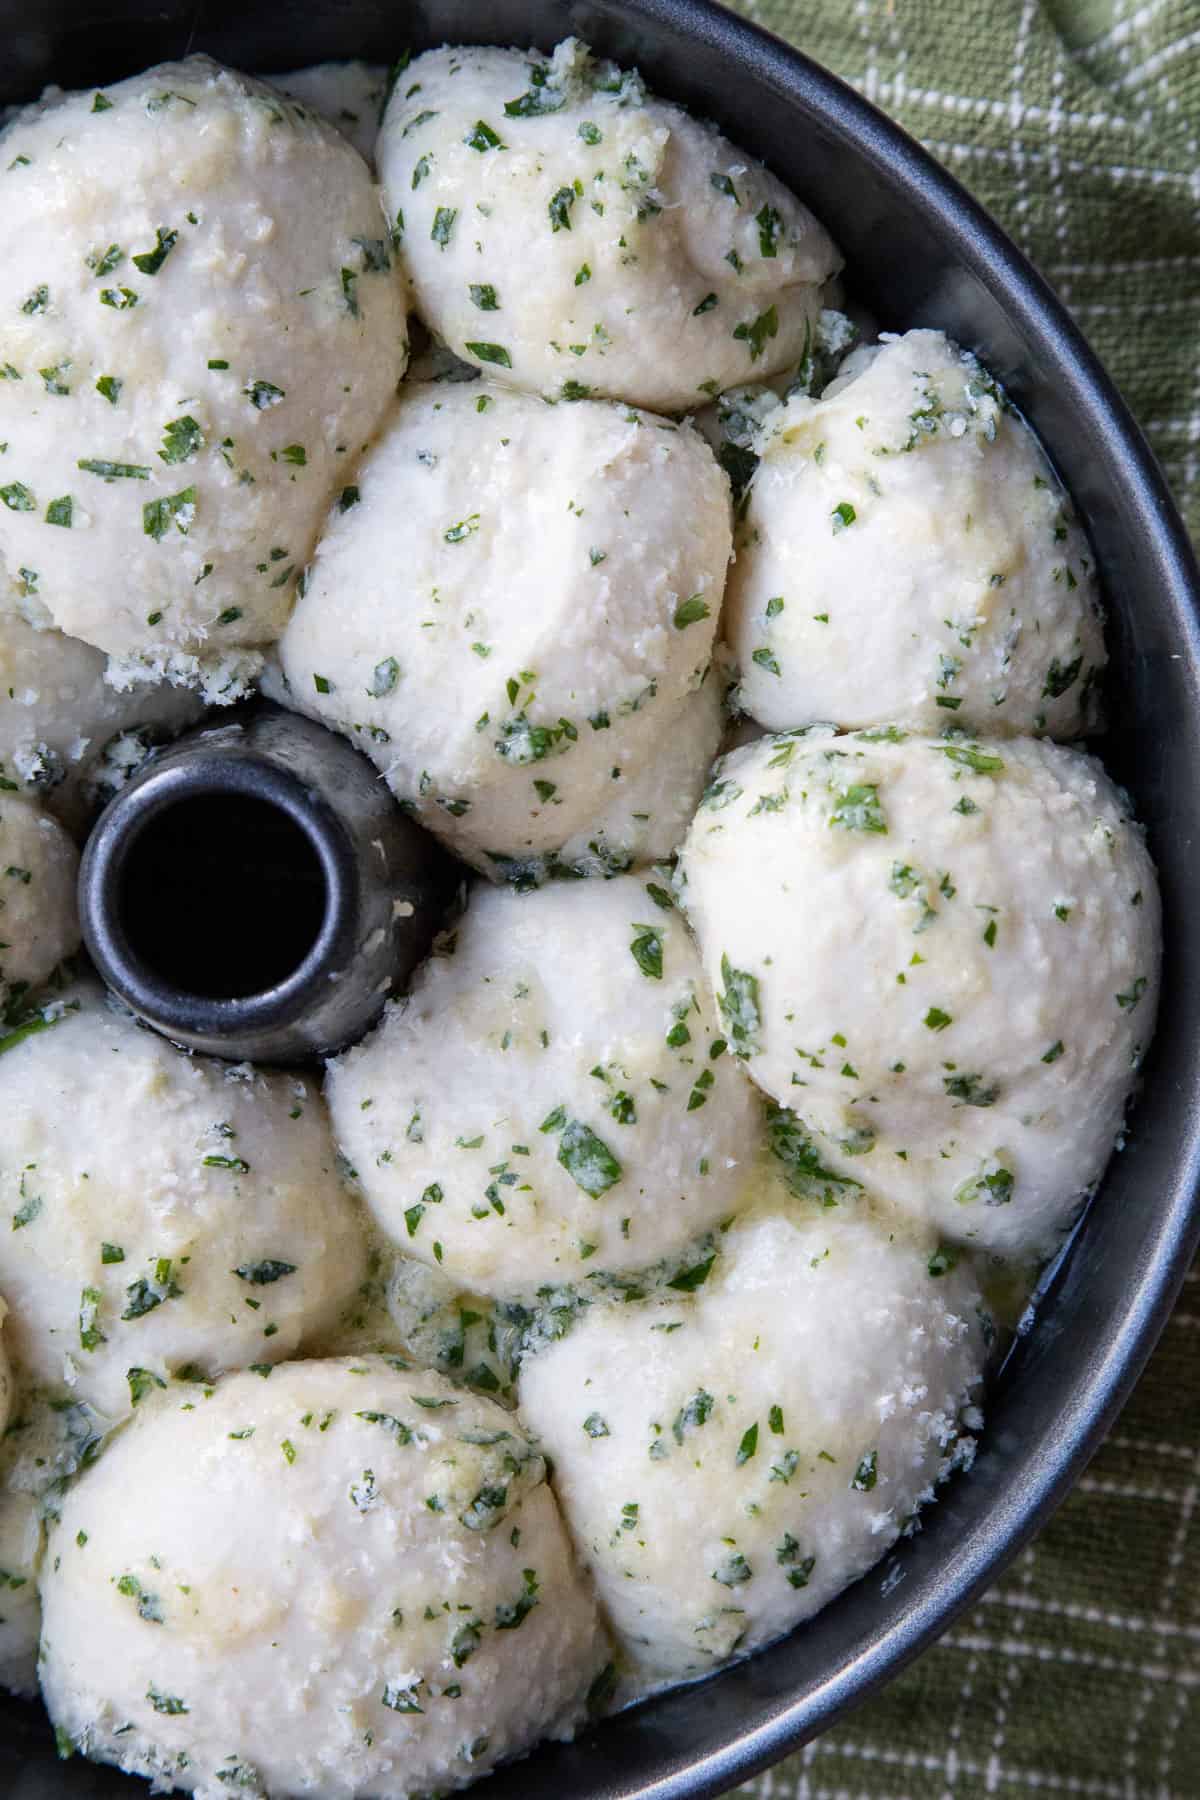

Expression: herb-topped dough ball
xmin=0 ymin=595 xmax=202 ymax=833
xmin=40 ymin=1357 xmax=608 ymax=1797
xmin=0 ymin=57 xmax=409 ymax=699
xmin=0 ymin=793 xmax=79 ymax=1008
xmin=678 ymin=728 xmax=1161 ymax=1262
xmin=278 ymin=381 xmax=729 ymax=869
xmin=519 ymin=1205 xmax=987 ymax=1679
xmin=726 ymin=330 xmax=1106 ymax=737
xmin=0 ymin=985 xmax=367 ymax=1417
xmin=327 ymin=874 xmax=760 ymax=1296
xmin=380 ymin=39 xmax=839 ymax=412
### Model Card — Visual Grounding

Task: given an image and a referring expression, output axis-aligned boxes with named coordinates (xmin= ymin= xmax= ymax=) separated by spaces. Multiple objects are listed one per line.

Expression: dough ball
xmin=0 ymin=984 xmax=368 ymax=1416
xmin=327 ymin=874 xmax=760 ymax=1296
xmin=0 ymin=794 xmax=79 ymax=1007
xmin=677 ymin=728 xmax=1161 ymax=1261
xmin=277 ymin=380 xmax=729 ymax=868
xmin=0 ymin=57 xmax=409 ymax=698
xmin=0 ymin=594 xmax=202 ymax=834
xmin=726 ymin=330 xmax=1107 ymax=737
xmin=40 ymin=1356 xmax=608 ymax=1797
xmin=380 ymin=39 xmax=839 ymax=413
xmin=266 ymin=61 xmax=388 ymax=165
xmin=519 ymin=1205 xmax=987 ymax=1679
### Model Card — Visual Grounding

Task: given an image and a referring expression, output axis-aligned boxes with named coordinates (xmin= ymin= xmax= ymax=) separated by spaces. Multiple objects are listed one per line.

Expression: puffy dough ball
xmin=726 ymin=330 xmax=1107 ymax=737
xmin=266 ymin=61 xmax=388 ymax=166
xmin=381 ymin=39 xmax=839 ymax=412
xmin=677 ymin=728 xmax=1161 ymax=1261
xmin=0 ymin=985 xmax=368 ymax=1417
xmin=40 ymin=1356 xmax=608 ymax=1797
xmin=327 ymin=874 xmax=760 ymax=1296
xmin=0 ymin=595 xmax=203 ymax=834
xmin=0 ymin=57 xmax=409 ymax=699
xmin=278 ymin=380 xmax=729 ymax=868
xmin=0 ymin=793 xmax=79 ymax=1006
xmin=519 ymin=1205 xmax=987 ymax=1679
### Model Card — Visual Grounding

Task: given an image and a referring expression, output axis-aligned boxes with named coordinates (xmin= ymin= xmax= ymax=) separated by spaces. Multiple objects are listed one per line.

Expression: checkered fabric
xmin=722 ymin=1 xmax=1200 ymax=1794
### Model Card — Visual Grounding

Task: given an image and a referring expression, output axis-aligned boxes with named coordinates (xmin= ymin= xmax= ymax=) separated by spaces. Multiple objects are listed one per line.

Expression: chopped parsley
xmin=829 ymin=783 xmax=886 ymax=833
xmin=736 ymin=1423 xmax=759 ymax=1466
xmin=127 ymin=1367 xmax=166 ymax=1405
xmin=233 ymin=1260 xmax=296 ymax=1285
xmin=548 ymin=186 xmax=576 ymax=232
xmin=629 ymin=924 xmax=663 ymax=979
xmin=131 ymin=226 xmax=178 ymax=275
xmin=766 ymin=1103 xmax=861 ymax=1205
xmin=159 ymin=415 xmax=203 ymax=464
xmin=733 ymin=305 xmax=778 ymax=361
xmin=1043 ymin=654 xmax=1082 ymax=699
xmin=667 ymin=1254 xmax=716 ymax=1293
xmin=143 ymin=487 xmax=196 ymax=541
xmin=718 ymin=955 xmax=761 ymax=1056
xmin=940 ymin=744 xmax=1004 ymax=775
xmin=465 ymin=119 xmax=504 ymax=151
xmin=77 ymin=459 xmax=149 ymax=481
xmin=756 ymin=204 xmax=782 ymax=257
xmin=943 ymin=1071 xmax=999 ymax=1107
xmin=673 ymin=594 xmax=710 ymax=630
xmin=464 ymin=341 xmax=512 ymax=369
xmin=431 ymin=206 xmax=458 ymax=247
xmin=244 ymin=379 xmax=285 ymax=410
xmin=851 ymin=1450 xmax=878 ymax=1492
xmin=555 ymin=1117 xmax=622 ymax=1197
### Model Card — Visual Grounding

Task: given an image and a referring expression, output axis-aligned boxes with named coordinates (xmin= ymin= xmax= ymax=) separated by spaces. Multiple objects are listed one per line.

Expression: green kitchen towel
xmin=722 ymin=1 xmax=1200 ymax=1794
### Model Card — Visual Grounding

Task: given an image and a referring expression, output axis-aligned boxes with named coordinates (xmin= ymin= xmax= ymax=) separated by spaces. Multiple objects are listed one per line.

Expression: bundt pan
xmin=4 ymin=1 xmax=1200 ymax=1796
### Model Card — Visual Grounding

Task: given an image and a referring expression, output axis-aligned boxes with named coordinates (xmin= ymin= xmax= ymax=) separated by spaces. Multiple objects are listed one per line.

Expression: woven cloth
xmin=720 ymin=1 xmax=1200 ymax=1794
